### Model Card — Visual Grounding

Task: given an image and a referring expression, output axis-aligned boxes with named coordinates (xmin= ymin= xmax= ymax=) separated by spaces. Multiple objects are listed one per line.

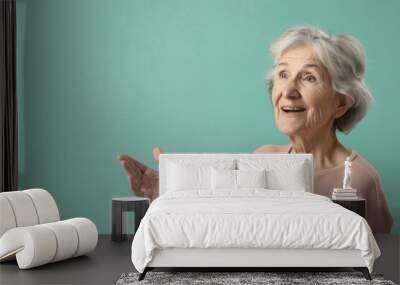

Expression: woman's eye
xmin=304 ymin=75 xmax=317 ymax=82
xmin=278 ymin=71 xmax=288 ymax=79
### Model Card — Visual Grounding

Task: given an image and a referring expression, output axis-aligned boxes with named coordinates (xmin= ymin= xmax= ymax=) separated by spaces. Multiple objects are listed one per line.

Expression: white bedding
xmin=131 ymin=189 xmax=380 ymax=273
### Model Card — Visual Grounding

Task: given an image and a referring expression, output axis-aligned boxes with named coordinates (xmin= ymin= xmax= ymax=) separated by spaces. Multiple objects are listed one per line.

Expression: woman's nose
xmin=283 ymin=87 xmax=301 ymax=99
xmin=282 ymin=79 xmax=301 ymax=99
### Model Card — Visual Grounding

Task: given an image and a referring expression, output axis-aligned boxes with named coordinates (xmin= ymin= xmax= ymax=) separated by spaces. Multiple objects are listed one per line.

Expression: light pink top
xmin=255 ymin=145 xmax=393 ymax=233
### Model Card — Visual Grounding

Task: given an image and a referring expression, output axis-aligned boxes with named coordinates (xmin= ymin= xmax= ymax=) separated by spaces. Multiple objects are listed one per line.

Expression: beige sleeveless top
xmin=255 ymin=145 xmax=393 ymax=233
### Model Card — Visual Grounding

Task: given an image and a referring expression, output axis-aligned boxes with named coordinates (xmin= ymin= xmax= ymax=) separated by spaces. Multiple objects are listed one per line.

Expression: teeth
xmin=282 ymin=106 xmax=305 ymax=111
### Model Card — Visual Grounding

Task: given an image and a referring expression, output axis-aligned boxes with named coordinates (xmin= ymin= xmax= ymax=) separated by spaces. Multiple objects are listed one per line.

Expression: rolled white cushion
xmin=0 ymin=226 xmax=57 ymax=269
xmin=0 ymin=189 xmax=60 ymax=239
xmin=0 ymin=191 xmax=39 ymax=227
xmin=0 ymin=196 xmax=17 ymax=237
xmin=0 ymin=218 xmax=98 ymax=269
xmin=64 ymin=218 xmax=98 ymax=257
xmin=23 ymin=189 xmax=60 ymax=224
xmin=42 ymin=221 xmax=79 ymax=262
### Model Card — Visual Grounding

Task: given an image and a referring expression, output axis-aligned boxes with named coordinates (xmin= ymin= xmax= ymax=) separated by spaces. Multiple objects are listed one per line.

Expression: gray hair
xmin=265 ymin=26 xmax=374 ymax=134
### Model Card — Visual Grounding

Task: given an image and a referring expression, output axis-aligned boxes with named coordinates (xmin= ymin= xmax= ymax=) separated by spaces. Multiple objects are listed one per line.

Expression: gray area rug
xmin=116 ymin=271 xmax=396 ymax=285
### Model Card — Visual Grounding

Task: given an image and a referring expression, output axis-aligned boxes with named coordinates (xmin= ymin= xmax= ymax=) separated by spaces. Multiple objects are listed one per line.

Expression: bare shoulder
xmin=352 ymin=152 xmax=381 ymax=183
xmin=253 ymin=144 xmax=290 ymax=154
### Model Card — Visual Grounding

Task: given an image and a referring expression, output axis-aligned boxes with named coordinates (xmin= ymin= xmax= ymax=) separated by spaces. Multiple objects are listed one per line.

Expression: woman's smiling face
xmin=271 ymin=44 xmax=341 ymax=137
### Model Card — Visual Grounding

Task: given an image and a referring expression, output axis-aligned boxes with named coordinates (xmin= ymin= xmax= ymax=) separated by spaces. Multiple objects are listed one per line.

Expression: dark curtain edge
xmin=0 ymin=0 xmax=18 ymax=192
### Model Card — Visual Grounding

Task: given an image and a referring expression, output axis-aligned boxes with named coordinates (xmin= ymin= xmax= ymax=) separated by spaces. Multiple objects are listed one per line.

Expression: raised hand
xmin=117 ymin=154 xmax=147 ymax=197
xmin=117 ymin=147 xmax=164 ymax=202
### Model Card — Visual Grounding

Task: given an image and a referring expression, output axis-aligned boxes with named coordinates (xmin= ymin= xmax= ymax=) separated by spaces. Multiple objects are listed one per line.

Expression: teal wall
xmin=16 ymin=0 xmax=399 ymax=234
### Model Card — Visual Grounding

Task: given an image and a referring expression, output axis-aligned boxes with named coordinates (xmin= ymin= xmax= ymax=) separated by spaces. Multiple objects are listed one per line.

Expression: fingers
xmin=119 ymin=159 xmax=143 ymax=179
xmin=152 ymin=147 xmax=164 ymax=163
xmin=117 ymin=154 xmax=148 ymax=173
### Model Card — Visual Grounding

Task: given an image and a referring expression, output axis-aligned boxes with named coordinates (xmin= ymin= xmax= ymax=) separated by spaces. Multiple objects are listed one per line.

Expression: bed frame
xmin=138 ymin=153 xmax=372 ymax=281
xmin=139 ymin=248 xmax=371 ymax=280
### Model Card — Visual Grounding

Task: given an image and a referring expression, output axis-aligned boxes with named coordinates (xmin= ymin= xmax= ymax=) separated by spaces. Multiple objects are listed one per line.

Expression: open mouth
xmin=281 ymin=106 xmax=306 ymax=113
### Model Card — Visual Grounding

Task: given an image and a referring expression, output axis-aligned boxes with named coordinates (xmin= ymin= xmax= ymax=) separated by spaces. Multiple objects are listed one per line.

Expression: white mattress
xmin=131 ymin=189 xmax=380 ymax=273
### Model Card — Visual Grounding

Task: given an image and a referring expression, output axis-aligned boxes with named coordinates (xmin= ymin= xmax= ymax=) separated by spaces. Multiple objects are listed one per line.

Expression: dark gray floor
xmin=374 ymin=234 xmax=400 ymax=284
xmin=0 ymin=235 xmax=134 ymax=285
xmin=0 ymin=234 xmax=399 ymax=285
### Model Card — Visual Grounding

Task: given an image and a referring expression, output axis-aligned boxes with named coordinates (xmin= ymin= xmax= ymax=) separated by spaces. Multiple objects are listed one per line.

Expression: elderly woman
xmin=118 ymin=26 xmax=393 ymax=233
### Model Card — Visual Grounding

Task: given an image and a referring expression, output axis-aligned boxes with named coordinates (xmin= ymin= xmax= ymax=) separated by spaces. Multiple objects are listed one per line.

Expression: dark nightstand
xmin=332 ymin=198 xmax=366 ymax=218
xmin=112 ymin=197 xmax=150 ymax=242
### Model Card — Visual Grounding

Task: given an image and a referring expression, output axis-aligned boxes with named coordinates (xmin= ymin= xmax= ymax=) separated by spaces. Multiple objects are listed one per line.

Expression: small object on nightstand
xmin=112 ymin=197 xmax=150 ymax=242
xmin=342 ymin=156 xmax=353 ymax=190
xmin=332 ymin=198 xmax=366 ymax=218
xmin=332 ymin=188 xmax=358 ymax=200
xmin=332 ymin=156 xmax=358 ymax=200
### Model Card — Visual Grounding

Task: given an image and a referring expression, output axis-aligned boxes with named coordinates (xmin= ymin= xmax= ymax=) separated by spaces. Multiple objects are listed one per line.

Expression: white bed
xmin=131 ymin=153 xmax=380 ymax=281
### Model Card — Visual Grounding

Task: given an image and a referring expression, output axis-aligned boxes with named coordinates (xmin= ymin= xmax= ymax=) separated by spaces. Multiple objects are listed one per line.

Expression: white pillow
xmin=211 ymin=168 xmax=236 ymax=189
xmin=167 ymin=163 xmax=210 ymax=191
xmin=267 ymin=162 xmax=308 ymax=191
xmin=211 ymin=168 xmax=268 ymax=190
xmin=236 ymin=169 xmax=267 ymax=188
xmin=238 ymin=159 xmax=310 ymax=192
xmin=166 ymin=160 xmax=235 ymax=191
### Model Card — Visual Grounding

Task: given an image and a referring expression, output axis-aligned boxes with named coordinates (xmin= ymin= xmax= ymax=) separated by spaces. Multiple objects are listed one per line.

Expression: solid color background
xmin=16 ymin=0 xmax=399 ymax=234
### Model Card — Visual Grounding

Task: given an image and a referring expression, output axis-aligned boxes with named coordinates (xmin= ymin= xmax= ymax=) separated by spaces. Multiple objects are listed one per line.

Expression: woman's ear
xmin=335 ymin=93 xmax=355 ymax=118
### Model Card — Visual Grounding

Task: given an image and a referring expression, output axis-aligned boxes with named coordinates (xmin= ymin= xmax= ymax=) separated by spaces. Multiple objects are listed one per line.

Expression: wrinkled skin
xmin=271 ymin=44 xmax=350 ymax=139
xmin=270 ymin=44 xmax=353 ymax=169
